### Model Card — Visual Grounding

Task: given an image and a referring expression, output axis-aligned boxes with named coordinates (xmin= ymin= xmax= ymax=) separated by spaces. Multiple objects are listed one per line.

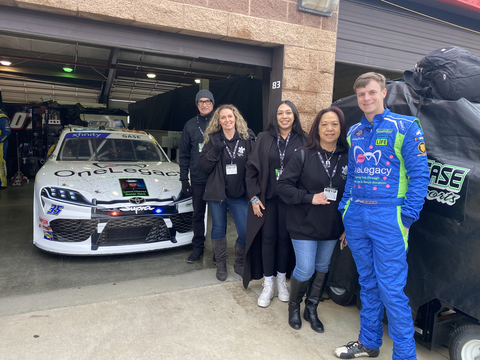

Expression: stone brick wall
xmin=1 ymin=0 xmax=338 ymax=130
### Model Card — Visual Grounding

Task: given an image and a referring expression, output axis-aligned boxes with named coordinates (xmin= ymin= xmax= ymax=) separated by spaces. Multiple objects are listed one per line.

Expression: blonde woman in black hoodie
xmin=199 ymin=104 xmax=256 ymax=282
xmin=277 ymin=106 xmax=348 ymax=333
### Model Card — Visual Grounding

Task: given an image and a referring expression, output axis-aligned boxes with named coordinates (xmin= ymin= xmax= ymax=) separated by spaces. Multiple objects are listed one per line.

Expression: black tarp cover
xmin=128 ymin=77 xmax=263 ymax=134
xmin=330 ymin=81 xmax=480 ymax=321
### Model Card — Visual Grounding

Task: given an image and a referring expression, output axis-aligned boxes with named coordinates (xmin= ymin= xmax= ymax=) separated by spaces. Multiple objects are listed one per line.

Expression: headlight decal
xmin=41 ymin=187 xmax=93 ymax=207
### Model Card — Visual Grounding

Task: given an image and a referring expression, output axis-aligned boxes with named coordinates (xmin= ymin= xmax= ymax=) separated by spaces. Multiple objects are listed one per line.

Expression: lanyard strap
xmin=317 ymin=152 xmax=341 ymax=187
xmin=224 ymin=139 xmax=240 ymax=163
xmin=277 ymin=132 xmax=291 ymax=169
xmin=196 ymin=116 xmax=204 ymax=136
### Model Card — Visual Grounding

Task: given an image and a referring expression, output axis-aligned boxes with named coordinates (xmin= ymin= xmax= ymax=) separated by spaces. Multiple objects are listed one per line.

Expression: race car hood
xmin=36 ymin=160 xmax=182 ymax=202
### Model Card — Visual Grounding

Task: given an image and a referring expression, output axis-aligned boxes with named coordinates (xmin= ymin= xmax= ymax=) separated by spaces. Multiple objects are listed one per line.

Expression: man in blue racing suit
xmin=0 ymin=109 xmax=11 ymax=189
xmin=334 ymin=73 xmax=430 ymax=360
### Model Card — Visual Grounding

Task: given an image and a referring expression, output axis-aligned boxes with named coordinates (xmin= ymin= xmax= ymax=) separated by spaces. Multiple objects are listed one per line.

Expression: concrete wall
xmin=0 ymin=0 xmax=338 ymax=130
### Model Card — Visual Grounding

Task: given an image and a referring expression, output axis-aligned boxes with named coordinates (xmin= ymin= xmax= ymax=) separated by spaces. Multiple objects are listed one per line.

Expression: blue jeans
xmin=208 ymin=197 xmax=248 ymax=246
xmin=291 ymin=239 xmax=337 ymax=281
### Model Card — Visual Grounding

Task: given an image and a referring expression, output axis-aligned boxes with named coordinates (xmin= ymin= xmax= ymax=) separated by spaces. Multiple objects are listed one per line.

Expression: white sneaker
xmin=258 ymin=281 xmax=274 ymax=307
xmin=277 ymin=277 xmax=290 ymax=302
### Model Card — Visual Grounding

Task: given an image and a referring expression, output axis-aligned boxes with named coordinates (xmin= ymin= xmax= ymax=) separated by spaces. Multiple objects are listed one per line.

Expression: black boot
xmin=211 ymin=238 xmax=228 ymax=281
xmin=288 ymin=277 xmax=310 ymax=330
xmin=303 ymin=271 xmax=328 ymax=333
xmin=234 ymin=243 xmax=245 ymax=277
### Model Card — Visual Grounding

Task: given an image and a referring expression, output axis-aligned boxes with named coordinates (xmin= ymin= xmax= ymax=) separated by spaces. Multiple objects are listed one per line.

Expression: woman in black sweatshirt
xmin=199 ymin=104 xmax=256 ymax=282
xmin=244 ymin=100 xmax=306 ymax=308
xmin=277 ymin=106 xmax=348 ymax=333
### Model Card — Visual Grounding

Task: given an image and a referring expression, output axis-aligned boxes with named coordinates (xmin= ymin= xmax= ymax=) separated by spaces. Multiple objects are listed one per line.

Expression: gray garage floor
xmin=0 ymin=181 xmax=449 ymax=359
xmin=0 ymin=180 xmax=217 ymax=298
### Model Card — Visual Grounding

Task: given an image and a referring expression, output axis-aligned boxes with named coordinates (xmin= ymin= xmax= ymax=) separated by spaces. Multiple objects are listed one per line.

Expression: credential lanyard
xmin=224 ymin=139 xmax=240 ymax=164
xmin=317 ymin=152 xmax=341 ymax=187
xmin=277 ymin=132 xmax=291 ymax=169
xmin=196 ymin=116 xmax=204 ymax=136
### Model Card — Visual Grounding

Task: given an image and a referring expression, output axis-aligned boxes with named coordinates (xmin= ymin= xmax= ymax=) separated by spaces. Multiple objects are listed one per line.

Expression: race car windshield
xmin=58 ymin=138 xmax=169 ymax=162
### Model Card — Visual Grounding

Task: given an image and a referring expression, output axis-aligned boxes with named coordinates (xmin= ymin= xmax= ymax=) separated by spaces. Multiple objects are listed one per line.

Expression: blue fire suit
xmin=338 ymin=108 xmax=430 ymax=360
xmin=0 ymin=110 xmax=11 ymax=188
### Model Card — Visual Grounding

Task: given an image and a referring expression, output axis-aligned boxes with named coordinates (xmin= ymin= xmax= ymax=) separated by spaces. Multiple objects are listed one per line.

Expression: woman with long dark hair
xmin=243 ymin=100 xmax=307 ymax=308
xmin=277 ymin=106 xmax=348 ymax=332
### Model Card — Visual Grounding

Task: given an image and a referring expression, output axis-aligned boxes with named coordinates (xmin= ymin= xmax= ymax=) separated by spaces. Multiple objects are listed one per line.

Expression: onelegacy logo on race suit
xmin=354 ymin=146 xmax=392 ymax=177
xmin=426 ymin=160 xmax=470 ymax=206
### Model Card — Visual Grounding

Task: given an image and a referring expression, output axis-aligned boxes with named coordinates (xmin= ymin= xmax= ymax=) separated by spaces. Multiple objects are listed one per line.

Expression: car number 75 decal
xmin=47 ymin=204 xmax=64 ymax=215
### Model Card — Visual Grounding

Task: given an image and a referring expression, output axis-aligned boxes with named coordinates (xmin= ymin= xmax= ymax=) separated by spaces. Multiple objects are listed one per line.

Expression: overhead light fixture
xmin=297 ymin=0 xmax=338 ymax=16
xmin=63 ymin=65 xmax=74 ymax=73
xmin=195 ymin=79 xmax=201 ymax=84
xmin=147 ymin=73 xmax=156 ymax=79
xmin=0 ymin=60 xmax=11 ymax=66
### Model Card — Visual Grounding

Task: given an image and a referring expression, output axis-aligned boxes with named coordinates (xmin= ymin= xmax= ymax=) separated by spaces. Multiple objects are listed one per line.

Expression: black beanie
xmin=195 ymin=90 xmax=215 ymax=107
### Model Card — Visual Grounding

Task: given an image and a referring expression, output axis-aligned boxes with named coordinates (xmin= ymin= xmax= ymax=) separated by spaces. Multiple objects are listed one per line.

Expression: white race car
xmin=33 ymin=127 xmax=196 ymax=255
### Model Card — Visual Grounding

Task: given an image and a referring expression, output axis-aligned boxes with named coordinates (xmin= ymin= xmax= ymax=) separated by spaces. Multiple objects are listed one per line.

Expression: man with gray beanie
xmin=179 ymin=89 xmax=215 ymax=263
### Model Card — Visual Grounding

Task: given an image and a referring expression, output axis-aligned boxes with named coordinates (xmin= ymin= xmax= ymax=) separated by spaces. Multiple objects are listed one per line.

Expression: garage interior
xmin=0 ymin=4 xmax=276 ymax=302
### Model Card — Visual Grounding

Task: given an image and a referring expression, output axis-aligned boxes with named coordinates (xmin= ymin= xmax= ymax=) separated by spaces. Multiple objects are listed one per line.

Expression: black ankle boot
xmin=288 ymin=277 xmax=309 ymax=330
xmin=303 ymin=271 xmax=328 ymax=333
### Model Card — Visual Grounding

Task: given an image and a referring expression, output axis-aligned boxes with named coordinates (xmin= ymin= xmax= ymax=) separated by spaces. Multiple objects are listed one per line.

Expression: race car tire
xmin=448 ymin=324 xmax=480 ymax=360
xmin=326 ymin=286 xmax=355 ymax=306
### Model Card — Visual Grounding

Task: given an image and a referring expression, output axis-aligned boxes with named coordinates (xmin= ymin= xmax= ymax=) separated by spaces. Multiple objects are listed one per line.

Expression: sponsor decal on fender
xmin=44 ymin=230 xmax=53 ymax=241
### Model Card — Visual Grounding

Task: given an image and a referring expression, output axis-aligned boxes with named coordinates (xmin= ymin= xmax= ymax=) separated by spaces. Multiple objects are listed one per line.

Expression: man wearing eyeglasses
xmin=179 ymin=89 xmax=215 ymax=263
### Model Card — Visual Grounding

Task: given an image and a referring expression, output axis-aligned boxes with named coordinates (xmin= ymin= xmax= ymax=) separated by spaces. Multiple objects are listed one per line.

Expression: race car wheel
xmin=326 ymin=286 xmax=355 ymax=306
xmin=448 ymin=324 xmax=480 ymax=360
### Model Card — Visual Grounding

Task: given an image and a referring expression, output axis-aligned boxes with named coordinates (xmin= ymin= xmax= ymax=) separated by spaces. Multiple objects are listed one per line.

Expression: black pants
xmin=261 ymin=198 xmax=290 ymax=277
xmin=191 ymin=182 xmax=207 ymax=250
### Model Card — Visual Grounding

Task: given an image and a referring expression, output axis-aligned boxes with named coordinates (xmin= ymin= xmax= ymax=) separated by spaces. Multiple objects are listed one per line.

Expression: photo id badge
xmin=226 ymin=164 xmax=238 ymax=175
xmin=198 ymin=142 xmax=204 ymax=153
xmin=275 ymin=168 xmax=283 ymax=181
xmin=324 ymin=187 xmax=338 ymax=201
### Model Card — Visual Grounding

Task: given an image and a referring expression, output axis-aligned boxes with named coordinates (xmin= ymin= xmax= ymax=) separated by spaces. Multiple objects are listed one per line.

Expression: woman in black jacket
xmin=244 ymin=101 xmax=306 ymax=308
xmin=199 ymin=104 xmax=256 ymax=282
xmin=277 ymin=106 xmax=348 ymax=333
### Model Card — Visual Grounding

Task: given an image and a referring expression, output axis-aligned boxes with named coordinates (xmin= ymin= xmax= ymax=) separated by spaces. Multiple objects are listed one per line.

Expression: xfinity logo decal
xmin=426 ymin=160 xmax=470 ymax=206
xmin=118 ymin=205 xmax=153 ymax=214
xmin=64 ymin=132 xmax=109 ymax=139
